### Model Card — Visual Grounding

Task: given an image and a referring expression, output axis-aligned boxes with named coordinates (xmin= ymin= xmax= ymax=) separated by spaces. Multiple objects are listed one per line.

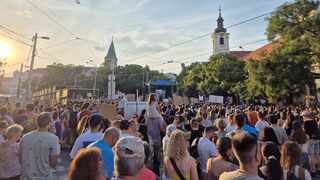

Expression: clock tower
xmin=212 ymin=7 xmax=230 ymax=55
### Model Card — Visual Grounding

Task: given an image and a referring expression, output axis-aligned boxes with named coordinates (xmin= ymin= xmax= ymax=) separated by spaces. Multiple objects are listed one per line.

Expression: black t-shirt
xmin=304 ymin=120 xmax=320 ymax=139
xmin=185 ymin=124 xmax=204 ymax=145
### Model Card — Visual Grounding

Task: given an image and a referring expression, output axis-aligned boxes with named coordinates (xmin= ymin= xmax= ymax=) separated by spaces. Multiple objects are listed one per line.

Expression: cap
xmin=115 ymin=137 xmax=145 ymax=159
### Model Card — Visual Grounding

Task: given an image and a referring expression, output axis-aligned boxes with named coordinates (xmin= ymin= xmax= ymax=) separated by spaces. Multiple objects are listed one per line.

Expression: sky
xmin=0 ymin=0 xmax=294 ymax=76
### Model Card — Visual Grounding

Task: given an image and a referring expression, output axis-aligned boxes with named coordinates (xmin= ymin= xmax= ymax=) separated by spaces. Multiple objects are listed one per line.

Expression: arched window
xmin=219 ymin=37 xmax=224 ymax=45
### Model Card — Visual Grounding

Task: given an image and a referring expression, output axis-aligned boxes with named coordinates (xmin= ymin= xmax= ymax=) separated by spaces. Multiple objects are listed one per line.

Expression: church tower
xmin=105 ymin=40 xmax=118 ymax=99
xmin=211 ymin=7 xmax=230 ymax=55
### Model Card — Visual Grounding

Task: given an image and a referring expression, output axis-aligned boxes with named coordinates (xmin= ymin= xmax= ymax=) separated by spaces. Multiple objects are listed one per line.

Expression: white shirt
xmin=255 ymin=120 xmax=269 ymax=132
xmin=225 ymin=124 xmax=236 ymax=133
xmin=197 ymin=137 xmax=217 ymax=172
xmin=70 ymin=130 xmax=102 ymax=159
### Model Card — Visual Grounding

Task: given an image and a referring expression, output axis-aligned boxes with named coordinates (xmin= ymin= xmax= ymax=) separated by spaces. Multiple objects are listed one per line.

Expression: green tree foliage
xmin=245 ymin=0 xmax=320 ymax=103
xmin=179 ymin=55 xmax=246 ymax=97
xmin=267 ymin=0 xmax=320 ymax=61
xmin=29 ymin=63 xmax=94 ymax=91
xmin=246 ymin=43 xmax=314 ymax=103
xmin=115 ymin=64 xmax=168 ymax=94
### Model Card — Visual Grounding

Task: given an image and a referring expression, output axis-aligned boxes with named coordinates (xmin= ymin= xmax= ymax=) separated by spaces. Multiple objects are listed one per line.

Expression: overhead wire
xmin=0 ymin=31 xmax=32 ymax=47
xmin=123 ymin=11 xmax=273 ymax=64
xmin=25 ymin=0 xmax=79 ymax=38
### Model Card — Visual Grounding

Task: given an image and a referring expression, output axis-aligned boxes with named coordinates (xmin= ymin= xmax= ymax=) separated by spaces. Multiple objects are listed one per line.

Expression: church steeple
xmin=215 ymin=7 xmax=226 ymax=33
xmin=211 ymin=6 xmax=229 ymax=55
xmin=105 ymin=39 xmax=118 ymax=63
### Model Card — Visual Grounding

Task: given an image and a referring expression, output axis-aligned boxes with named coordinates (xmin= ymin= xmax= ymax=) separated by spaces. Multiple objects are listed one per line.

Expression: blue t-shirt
xmin=88 ymin=139 xmax=114 ymax=178
xmin=243 ymin=124 xmax=258 ymax=137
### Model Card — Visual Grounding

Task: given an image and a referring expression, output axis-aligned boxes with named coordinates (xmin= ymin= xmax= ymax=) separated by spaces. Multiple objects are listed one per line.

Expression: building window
xmin=219 ymin=37 xmax=224 ymax=45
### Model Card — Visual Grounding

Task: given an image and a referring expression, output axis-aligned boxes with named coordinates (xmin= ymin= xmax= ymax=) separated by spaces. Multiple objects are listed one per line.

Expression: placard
xmin=208 ymin=95 xmax=224 ymax=104
xmin=96 ymin=104 xmax=118 ymax=121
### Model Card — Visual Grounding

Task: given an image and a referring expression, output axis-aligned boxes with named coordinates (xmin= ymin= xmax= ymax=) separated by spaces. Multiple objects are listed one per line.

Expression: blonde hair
xmin=5 ymin=124 xmax=23 ymax=139
xmin=166 ymin=130 xmax=188 ymax=160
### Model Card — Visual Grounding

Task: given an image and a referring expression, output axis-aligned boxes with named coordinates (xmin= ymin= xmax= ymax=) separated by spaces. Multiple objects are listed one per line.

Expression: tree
xmin=246 ymin=43 xmax=314 ymax=103
xmin=179 ymin=55 xmax=246 ymax=97
xmin=267 ymin=0 xmax=320 ymax=61
xmin=244 ymin=0 xmax=320 ymax=103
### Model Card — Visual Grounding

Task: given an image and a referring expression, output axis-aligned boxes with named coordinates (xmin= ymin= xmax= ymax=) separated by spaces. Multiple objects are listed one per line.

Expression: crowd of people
xmin=0 ymin=94 xmax=320 ymax=180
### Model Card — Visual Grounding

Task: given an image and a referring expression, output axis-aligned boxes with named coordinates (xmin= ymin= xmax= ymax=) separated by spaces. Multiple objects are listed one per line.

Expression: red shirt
xmin=138 ymin=168 xmax=156 ymax=180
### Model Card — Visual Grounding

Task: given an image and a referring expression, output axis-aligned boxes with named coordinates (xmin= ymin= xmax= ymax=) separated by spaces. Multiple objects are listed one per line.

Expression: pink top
xmin=138 ymin=168 xmax=156 ymax=180
xmin=0 ymin=142 xmax=21 ymax=178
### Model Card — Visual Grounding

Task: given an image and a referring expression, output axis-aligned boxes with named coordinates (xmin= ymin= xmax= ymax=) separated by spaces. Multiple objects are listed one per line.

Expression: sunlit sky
xmin=0 ymin=0 xmax=293 ymax=76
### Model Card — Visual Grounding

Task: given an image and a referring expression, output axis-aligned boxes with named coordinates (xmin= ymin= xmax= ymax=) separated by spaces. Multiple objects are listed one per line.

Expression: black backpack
xmin=190 ymin=137 xmax=200 ymax=158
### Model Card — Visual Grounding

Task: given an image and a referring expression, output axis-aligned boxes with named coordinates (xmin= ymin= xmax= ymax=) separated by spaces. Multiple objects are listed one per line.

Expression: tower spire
xmin=215 ymin=6 xmax=226 ymax=33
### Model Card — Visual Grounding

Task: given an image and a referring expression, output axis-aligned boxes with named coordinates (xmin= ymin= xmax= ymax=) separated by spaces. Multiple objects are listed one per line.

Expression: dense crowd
xmin=0 ymin=94 xmax=320 ymax=180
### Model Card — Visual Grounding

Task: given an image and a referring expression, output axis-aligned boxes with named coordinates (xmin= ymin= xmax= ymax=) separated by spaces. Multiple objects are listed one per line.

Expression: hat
xmin=0 ymin=121 xmax=8 ymax=129
xmin=115 ymin=137 xmax=145 ymax=158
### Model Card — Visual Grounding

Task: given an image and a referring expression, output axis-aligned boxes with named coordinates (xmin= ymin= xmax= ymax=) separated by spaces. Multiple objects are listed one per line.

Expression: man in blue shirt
xmin=227 ymin=114 xmax=258 ymax=137
xmin=89 ymin=127 xmax=120 ymax=179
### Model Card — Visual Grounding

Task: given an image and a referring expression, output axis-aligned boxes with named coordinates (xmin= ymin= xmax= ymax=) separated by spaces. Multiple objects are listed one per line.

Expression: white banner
xmin=208 ymin=95 xmax=224 ymax=104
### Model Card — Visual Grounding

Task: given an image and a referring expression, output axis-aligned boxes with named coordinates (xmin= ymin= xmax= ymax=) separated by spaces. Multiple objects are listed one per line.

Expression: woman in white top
xmin=281 ymin=141 xmax=312 ymax=180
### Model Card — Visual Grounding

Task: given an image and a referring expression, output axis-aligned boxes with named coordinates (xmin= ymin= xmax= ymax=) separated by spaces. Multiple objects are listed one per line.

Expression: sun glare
xmin=0 ymin=42 xmax=12 ymax=59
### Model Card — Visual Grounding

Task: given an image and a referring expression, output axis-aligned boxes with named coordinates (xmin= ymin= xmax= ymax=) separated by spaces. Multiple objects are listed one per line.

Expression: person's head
xmin=217 ymin=118 xmax=226 ymax=131
xmin=114 ymin=137 xmax=145 ymax=178
xmin=111 ymin=120 xmax=121 ymax=129
xmin=262 ymin=142 xmax=283 ymax=180
xmin=174 ymin=115 xmax=184 ymax=127
xmin=217 ymin=137 xmax=233 ymax=162
xmin=269 ymin=114 xmax=278 ymax=125
xmin=119 ymin=120 xmax=130 ymax=131
xmin=88 ymin=114 xmax=103 ymax=130
xmin=166 ymin=130 xmax=188 ymax=160
xmin=261 ymin=127 xmax=280 ymax=145
xmin=204 ymin=126 xmax=215 ymax=139
xmin=281 ymin=141 xmax=302 ymax=170
xmin=67 ymin=148 xmax=103 ymax=180
xmin=26 ymin=104 xmax=34 ymax=112
xmin=81 ymin=102 xmax=90 ymax=111
xmin=5 ymin=124 xmax=23 ymax=142
xmin=190 ymin=118 xmax=199 ymax=128
xmin=36 ymin=112 xmax=52 ymax=130
xmin=290 ymin=120 xmax=308 ymax=145
xmin=103 ymin=127 xmax=120 ymax=147
xmin=0 ymin=121 xmax=8 ymax=134
xmin=231 ymin=132 xmax=261 ymax=167
xmin=228 ymin=114 xmax=235 ymax=125
xmin=128 ymin=119 xmax=137 ymax=134
xmin=147 ymin=94 xmax=158 ymax=105
xmin=235 ymin=114 xmax=245 ymax=128
xmin=166 ymin=124 xmax=177 ymax=137
xmin=258 ymin=111 xmax=265 ymax=121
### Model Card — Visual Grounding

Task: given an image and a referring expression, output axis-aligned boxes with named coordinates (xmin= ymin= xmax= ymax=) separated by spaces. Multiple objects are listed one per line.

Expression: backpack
xmin=190 ymin=137 xmax=200 ymax=158
xmin=287 ymin=167 xmax=305 ymax=180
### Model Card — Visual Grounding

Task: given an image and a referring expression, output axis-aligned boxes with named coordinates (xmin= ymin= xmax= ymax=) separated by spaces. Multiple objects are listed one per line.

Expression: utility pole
xmin=26 ymin=33 xmax=50 ymax=102
xmin=16 ymin=64 xmax=23 ymax=99
xmin=26 ymin=33 xmax=38 ymax=102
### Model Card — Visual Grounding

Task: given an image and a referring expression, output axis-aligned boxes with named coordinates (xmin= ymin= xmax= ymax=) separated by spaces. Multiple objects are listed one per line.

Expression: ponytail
xmin=265 ymin=156 xmax=283 ymax=180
